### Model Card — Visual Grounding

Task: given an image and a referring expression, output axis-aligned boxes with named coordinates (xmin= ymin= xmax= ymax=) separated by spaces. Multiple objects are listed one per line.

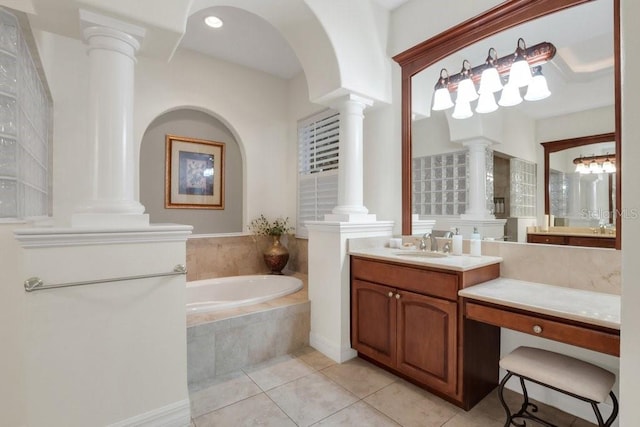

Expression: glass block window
xmin=0 ymin=8 xmax=51 ymax=219
xmin=549 ymin=169 xmax=568 ymax=218
xmin=510 ymin=158 xmax=537 ymax=217
xmin=412 ymin=150 xmax=467 ymax=216
xmin=485 ymin=147 xmax=495 ymax=214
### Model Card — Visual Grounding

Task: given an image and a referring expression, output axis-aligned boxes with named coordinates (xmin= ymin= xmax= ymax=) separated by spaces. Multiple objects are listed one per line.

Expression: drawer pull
xmin=395 ymin=293 xmax=401 ymax=299
xmin=388 ymin=292 xmax=393 ymax=298
xmin=533 ymin=325 xmax=543 ymax=334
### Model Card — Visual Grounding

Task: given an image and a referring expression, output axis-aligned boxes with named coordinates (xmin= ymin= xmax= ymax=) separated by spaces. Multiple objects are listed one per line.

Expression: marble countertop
xmin=349 ymin=247 xmax=503 ymax=272
xmin=458 ymin=278 xmax=620 ymax=330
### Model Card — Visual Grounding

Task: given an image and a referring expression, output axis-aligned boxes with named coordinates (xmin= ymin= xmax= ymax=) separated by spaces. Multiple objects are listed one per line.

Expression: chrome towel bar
xmin=24 ymin=264 xmax=187 ymax=292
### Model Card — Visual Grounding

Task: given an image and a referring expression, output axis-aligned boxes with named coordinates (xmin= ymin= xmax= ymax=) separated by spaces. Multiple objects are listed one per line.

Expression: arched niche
xmin=139 ymin=108 xmax=243 ymax=234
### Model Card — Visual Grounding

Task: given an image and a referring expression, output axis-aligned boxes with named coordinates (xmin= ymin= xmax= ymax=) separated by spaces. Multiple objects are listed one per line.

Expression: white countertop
xmin=349 ymin=247 xmax=503 ymax=272
xmin=459 ymin=278 xmax=620 ymax=330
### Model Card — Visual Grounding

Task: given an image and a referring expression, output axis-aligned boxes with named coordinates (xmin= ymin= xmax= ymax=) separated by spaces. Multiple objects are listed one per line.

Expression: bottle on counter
xmin=470 ymin=227 xmax=482 ymax=257
xmin=452 ymin=227 xmax=463 ymax=256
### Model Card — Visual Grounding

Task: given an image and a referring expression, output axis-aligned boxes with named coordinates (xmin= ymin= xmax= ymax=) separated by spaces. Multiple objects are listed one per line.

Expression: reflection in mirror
xmin=399 ymin=0 xmax=619 ymax=248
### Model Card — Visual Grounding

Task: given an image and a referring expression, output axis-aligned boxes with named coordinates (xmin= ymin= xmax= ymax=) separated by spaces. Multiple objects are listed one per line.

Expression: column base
xmin=72 ymin=213 xmax=150 ymax=228
xmin=324 ymin=213 xmax=378 ymax=222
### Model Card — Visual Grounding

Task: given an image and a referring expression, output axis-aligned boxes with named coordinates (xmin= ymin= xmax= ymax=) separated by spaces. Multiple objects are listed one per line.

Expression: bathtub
xmin=186 ymin=275 xmax=303 ymax=314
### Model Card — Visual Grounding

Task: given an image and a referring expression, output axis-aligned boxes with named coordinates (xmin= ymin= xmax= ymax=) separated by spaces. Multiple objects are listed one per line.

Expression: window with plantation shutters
xmin=297 ymin=109 xmax=340 ymax=238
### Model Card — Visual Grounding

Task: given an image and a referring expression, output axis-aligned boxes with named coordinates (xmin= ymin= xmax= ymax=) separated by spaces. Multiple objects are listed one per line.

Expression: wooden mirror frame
xmin=392 ymin=0 xmax=621 ymax=250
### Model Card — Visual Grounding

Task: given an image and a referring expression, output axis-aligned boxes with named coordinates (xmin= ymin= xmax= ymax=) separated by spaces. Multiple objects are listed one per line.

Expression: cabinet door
xmin=351 ymin=279 xmax=396 ymax=367
xmin=396 ymin=290 xmax=458 ymax=395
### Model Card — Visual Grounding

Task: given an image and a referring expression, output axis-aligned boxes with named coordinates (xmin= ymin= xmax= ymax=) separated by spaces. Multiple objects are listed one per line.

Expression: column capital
xmin=329 ymin=93 xmax=374 ymax=111
xmin=461 ymin=138 xmax=492 ymax=149
xmin=80 ymin=9 xmax=145 ymax=57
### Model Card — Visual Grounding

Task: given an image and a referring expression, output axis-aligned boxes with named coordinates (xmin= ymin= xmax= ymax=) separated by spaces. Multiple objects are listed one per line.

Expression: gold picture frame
xmin=165 ymin=134 xmax=225 ymax=209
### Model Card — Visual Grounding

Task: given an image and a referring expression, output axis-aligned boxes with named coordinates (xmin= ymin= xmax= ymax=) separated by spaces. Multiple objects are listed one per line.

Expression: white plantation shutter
xmin=297 ymin=109 xmax=340 ymax=238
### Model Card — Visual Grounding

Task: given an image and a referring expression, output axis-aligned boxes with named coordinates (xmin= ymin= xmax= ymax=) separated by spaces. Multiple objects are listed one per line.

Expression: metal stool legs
xmin=498 ymin=371 xmax=619 ymax=427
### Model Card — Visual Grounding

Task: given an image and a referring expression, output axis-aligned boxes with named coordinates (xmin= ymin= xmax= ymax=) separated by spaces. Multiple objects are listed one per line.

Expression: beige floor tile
xmin=267 ymin=372 xmax=359 ymax=427
xmin=190 ymin=371 xmax=262 ymax=418
xmin=571 ymin=417 xmax=598 ymax=427
xmin=311 ymin=401 xmax=401 ymax=426
xmin=193 ymin=393 xmax=296 ymax=427
xmin=321 ymin=357 xmax=398 ymax=398
xmin=364 ymin=380 xmax=459 ymax=427
xmin=293 ymin=346 xmax=336 ymax=370
xmin=244 ymin=354 xmax=316 ymax=391
xmin=442 ymin=411 xmax=503 ymax=427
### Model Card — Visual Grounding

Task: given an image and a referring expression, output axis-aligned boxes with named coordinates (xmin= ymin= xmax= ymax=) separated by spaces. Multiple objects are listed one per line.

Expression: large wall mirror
xmin=394 ymin=0 xmax=621 ymax=249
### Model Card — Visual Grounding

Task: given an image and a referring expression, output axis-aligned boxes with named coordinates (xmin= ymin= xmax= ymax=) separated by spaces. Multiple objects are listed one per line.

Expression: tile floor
xmin=188 ymin=346 xmax=597 ymax=427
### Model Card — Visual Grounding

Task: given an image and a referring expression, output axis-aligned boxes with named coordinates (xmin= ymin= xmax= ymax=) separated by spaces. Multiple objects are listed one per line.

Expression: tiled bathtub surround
xmin=187 ymin=273 xmax=310 ymax=388
xmin=186 ymin=234 xmax=308 ymax=281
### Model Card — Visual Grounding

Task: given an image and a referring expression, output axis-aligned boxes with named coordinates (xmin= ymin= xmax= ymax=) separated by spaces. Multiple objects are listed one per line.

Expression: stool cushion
xmin=500 ymin=346 xmax=615 ymax=403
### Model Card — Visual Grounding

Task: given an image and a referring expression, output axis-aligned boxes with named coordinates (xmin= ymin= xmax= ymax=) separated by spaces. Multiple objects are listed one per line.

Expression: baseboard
xmin=108 ymin=399 xmax=191 ymax=427
xmin=309 ymin=331 xmax=357 ymax=363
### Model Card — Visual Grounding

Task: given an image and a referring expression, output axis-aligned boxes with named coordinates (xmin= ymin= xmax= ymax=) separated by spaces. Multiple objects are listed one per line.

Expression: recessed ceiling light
xmin=204 ymin=15 xmax=223 ymax=29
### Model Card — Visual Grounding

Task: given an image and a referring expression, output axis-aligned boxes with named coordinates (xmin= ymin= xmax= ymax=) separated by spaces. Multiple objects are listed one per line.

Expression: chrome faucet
xmin=420 ymin=233 xmax=438 ymax=252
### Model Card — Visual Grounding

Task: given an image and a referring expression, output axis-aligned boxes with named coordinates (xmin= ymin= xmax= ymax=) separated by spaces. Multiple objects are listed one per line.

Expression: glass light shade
xmin=524 ymin=74 xmax=551 ymax=101
xmin=478 ymin=67 xmax=503 ymax=94
xmin=452 ymin=100 xmax=473 ymax=120
xmin=476 ymin=91 xmax=498 ymax=114
xmin=456 ymin=77 xmax=479 ymax=103
xmin=589 ymin=161 xmax=602 ymax=174
xmin=575 ymin=163 xmax=588 ymax=174
xmin=508 ymin=59 xmax=532 ymax=88
xmin=602 ymin=160 xmax=616 ymax=173
xmin=432 ymin=87 xmax=454 ymax=111
xmin=498 ymin=83 xmax=522 ymax=107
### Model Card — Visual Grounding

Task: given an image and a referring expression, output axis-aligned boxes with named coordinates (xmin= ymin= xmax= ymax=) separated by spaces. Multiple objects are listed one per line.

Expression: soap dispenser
xmin=452 ymin=227 xmax=463 ymax=256
xmin=470 ymin=227 xmax=482 ymax=257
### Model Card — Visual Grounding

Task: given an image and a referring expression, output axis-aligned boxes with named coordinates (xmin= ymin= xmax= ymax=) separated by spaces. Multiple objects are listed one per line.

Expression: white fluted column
xmin=325 ymin=94 xmax=376 ymax=222
xmin=72 ymin=10 xmax=148 ymax=228
xmin=461 ymin=139 xmax=494 ymax=220
xmin=569 ymin=173 xmax=582 ymax=216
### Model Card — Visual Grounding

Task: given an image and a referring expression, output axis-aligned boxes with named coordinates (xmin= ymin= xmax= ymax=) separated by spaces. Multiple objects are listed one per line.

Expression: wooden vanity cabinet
xmin=351 ymin=256 xmax=500 ymax=410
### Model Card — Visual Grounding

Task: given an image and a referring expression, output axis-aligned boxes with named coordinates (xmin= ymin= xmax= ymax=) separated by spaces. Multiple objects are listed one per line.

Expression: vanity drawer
xmin=527 ymin=234 xmax=567 ymax=245
xmin=351 ymin=257 xmax=458 ymax=301
xmin=464 ymin=302 xmax=620 ymax=357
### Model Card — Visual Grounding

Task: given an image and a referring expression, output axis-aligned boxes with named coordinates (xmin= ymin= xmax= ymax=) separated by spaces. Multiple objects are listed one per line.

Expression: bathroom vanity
xmin=527 ymin=228 xmax=616 ymax=249
xmin=349 ymin=248 xmax=502 ymax=410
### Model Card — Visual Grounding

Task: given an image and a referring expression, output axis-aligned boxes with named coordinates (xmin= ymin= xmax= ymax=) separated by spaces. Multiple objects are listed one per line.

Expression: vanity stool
xmin=498 ymin=346 xmax=618 ymax=427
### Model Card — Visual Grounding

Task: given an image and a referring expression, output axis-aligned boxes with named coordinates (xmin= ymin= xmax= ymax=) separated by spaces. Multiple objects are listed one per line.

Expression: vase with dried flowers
xmin=248 ymin=215 xmax=294 ymax=274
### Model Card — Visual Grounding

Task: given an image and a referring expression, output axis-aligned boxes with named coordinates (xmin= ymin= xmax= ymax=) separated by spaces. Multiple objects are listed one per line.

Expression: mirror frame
xmin=392 ymin=0 xmax=621 ymax=250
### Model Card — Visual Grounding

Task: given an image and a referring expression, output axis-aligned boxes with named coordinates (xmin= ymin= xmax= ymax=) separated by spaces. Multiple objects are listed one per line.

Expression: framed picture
xmin=165 ymin=134 xmax=225 ymax=209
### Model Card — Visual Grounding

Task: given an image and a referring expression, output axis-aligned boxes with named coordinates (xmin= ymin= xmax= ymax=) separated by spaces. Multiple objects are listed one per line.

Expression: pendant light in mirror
xmin=432 ymin=69 xmax=454 ymax=111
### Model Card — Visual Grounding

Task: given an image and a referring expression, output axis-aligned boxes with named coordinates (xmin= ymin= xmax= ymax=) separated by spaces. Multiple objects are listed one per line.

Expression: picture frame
xmin=165 ymin=134 xmax=225 ymax=209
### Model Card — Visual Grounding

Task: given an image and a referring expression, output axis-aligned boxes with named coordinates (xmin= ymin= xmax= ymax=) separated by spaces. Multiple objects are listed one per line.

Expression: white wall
xmin=0 ymin=224 xmax=27 ymax=427
xmin=620 ymin=0 xmax=640 ymax=423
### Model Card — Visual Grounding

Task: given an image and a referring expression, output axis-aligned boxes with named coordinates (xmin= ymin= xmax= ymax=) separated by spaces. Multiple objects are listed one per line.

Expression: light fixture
xmin=573 ymin=154 xmax=616 ymax=174
xmin=432 ymin=69 xmax=454 ymax=111
xmin=478 ymin=48 xmax=503 ymax=94
xmin=430 ymin=39 xmax=555 ymax=118
xmin=204 ymin=15 xmax=224 ymax=28
xmin=508 ymin=38 xmax=532 ymax=88
xmin=498 ymin=82 xmax=522 ymax=107
xmin=524 ymin=66 xmax=551 ymax=101
xmin=456 ymin=60 xmax=479 ymax=103
xmin=476 ymin=91 xmax=498 ymax=114
xmin=452 ymin=100 xmax=473 ymax=120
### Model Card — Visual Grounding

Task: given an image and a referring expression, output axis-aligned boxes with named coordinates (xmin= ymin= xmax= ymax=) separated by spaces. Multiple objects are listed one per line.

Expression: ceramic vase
xmin=263 ymin=234 xmax=289 ymax=274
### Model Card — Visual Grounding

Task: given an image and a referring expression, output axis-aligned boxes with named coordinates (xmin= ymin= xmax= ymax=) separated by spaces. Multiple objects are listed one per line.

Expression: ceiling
xmin=178 ymin=0 xmax=411 ymax=80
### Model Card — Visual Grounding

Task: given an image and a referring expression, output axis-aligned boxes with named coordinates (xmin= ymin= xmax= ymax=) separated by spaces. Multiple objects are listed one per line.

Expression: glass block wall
xmin=549 ymin=169 xmax=568 ymax=217
xmin=510 ymin=157 xmax=537 ymax=217
xmin=412 ymin=150 xmax=467 ymax=216
xmin=485 ymin=147 xmax=494 ymax=214
xmin=0 ymin=9 xmax=51 ymax=219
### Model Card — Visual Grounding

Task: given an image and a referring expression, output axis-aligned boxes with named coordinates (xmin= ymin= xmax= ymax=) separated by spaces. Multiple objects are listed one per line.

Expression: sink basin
xmin=393 ymin=250 xmax=449 ymax=258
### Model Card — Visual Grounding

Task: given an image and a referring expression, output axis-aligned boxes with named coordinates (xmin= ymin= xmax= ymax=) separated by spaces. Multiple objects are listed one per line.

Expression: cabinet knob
xmin=388 ymin=292 xmax=393 ymax=298
xmin=395 ymin=293 xmax=401 ymax=299
xmin=533 ymin=325 xmax=543 ymax=334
